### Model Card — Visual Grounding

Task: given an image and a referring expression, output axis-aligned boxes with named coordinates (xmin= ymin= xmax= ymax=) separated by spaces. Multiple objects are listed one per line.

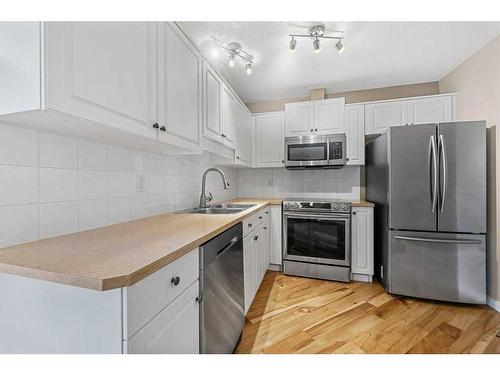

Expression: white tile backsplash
xmin=78 ymin=200 xmax=108 ymax=231
xmin=78 ymin=170 xmax=107 ymax=200
xmin=78 ymin=140 xmax=107 ymax=171
xmin=0 ymin=121 xmax=238 ymax=248
xmin=238 ymin=166 xmax=361 ymax=200
xmin=0 ymin=124 xmax=38 ymax=166
xmin=0 ymin=165 xmax=38 ymax=205
xmin=39 ymin=201 xmax=78 ymax=239
xmin=0 ymin=204 xmax=39 ymax=248
xmin=39 ymin=168 xmax=78 ymax=203
xmin=38 ymin=133 xmax=78 ymax=169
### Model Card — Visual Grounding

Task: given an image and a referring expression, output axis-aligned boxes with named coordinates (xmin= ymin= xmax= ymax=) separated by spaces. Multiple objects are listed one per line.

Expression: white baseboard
xmin=268 ymin=263 xmax=282 ymax=272
xmin=487 ymin=296 xmax=500 ymax=312
xmin=351 ymin=273 xmax=373 ymax=283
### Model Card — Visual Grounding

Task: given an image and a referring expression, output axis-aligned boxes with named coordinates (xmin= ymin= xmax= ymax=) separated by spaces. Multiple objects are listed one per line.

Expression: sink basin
xmin=187 ymin=203 xmax=256 ymax=214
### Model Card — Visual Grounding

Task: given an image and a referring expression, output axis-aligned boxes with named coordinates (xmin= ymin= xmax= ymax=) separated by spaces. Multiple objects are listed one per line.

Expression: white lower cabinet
xmin=125 ymin=281 xmax=200 ymax=354
xmin=242 ymin=207 xmax=272 ymax=314
xmin=351 ymin=207 xmax=374 ymax=282
xmin=243 ymin=234 xmax=256 ymax=313
xmin=269 ymin=205 xmax=282 ymax=266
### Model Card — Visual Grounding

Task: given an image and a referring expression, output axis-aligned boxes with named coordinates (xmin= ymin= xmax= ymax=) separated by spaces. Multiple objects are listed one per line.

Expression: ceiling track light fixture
xmin=211 ymin=36 xmax=255 ymax=75
xmin=289 ymin=24 xmax=346 ymax=54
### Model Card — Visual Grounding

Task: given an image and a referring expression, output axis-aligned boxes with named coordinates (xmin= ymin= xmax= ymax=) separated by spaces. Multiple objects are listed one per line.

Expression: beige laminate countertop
xmin=0 ymin=198 xmax=373 ymax=291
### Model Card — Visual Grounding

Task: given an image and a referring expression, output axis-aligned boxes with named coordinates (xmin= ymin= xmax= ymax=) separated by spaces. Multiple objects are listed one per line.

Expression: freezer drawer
xmin=389 ymin=231 xmax=486 ymax=304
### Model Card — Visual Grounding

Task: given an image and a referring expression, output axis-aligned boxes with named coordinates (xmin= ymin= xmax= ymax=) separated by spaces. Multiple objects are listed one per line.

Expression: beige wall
xmin=439 ymin=35 xmax=500 ymax=304
xmin=245 ymin=81 xmax=439 ymax=113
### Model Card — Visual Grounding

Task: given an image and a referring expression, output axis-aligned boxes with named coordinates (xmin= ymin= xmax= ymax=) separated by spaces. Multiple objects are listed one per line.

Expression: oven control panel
xmin=283 ymin=199 xmax=351 ymax=213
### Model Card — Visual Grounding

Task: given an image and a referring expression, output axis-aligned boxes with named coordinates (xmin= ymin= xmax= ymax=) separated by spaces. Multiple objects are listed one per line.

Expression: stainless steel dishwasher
xmin=199 ymin=223 xmax=244 ymax=354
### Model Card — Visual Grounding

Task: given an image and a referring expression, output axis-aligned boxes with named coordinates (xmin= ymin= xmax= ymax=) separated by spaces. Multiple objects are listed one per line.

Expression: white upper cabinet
xmin=235 ymin=104 xmax=253 ymax=166
xmin=313 ymin=97 xmax=345 ymax=135
xmin=254 ymin=111 xmax=285 ymax=168
xmin=0 ymin=22 xmax=157 ymax=139
xmin=157 ymin=22 xmax=201 ymax=151
xmin=345 ymin=104 xmax=365 ymax=165
xmin=364 ymin=100 xmax=406 ymax=135
xmin=405 ymin=95 xmax=453 ymax=125
xmin=0 ymin=22 xmax=204 ymax=154
xmin=221 ymin=84 xmax=237 ymax=149
xmin=285 ymin=101 xmax=313 ymax=137
xmin=202 ymin=63 xmax=223 ymax=144
xmin=364 ymin=94 xmax=455 ymax=135
xmin=285 ymin=98 xmax=345 ymax=137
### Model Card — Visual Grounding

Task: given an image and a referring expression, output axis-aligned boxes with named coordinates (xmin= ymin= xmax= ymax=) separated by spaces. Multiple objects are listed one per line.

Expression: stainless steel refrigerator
xmin=366 ymin=121 xmax=486 ymax=304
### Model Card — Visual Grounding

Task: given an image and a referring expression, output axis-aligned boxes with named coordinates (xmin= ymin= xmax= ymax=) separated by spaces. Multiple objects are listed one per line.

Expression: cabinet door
xmin=126 ymin=281 xmax=200 ymax=354
xmin=254 ymin=112 xmax=285 ymax=168
xmin=285 ymin=101 xmax=313 ymax=136
xmin=46 ymin=22 xmax=157 ymax=139
xmin=221 ymin=85 xmax=236 ymax=149
xmin=243 ymin=235 xmax=255 ymax=314
xmin=351 ymin=207 xmax=374 ymax=276
xmin=345 ymin=104 xmax=365 ymax=165
xmin=405 ymin=95 xmax=453 ymax=125
xmin=254 ymin=227 xmax=264 ymax=288
xmin=269 ymin=206 xmax=283 ymax=265
xmin=235 ymin=105 xmax=252 ymax=165
xmin=313 ymin=97 xmax=345 ymax=135
xmin=364 ymin=101 xmax=406 ymax=135
xmin=261 ymin=221 xmax=271 ymax=276
xmin=203 ymin=63 xmax=222 ymax=143
xmin=157 ymin=22 xmax=201 ymax=148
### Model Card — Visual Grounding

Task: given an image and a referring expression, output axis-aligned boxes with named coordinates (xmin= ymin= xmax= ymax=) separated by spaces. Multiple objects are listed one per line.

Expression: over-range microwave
xmin=284 ymin=134 xmax=347 ymax=169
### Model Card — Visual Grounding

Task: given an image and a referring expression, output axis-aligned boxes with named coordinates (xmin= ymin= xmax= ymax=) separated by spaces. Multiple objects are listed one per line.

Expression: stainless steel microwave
xmin=284 ymin=134 xmax=346 ymax=169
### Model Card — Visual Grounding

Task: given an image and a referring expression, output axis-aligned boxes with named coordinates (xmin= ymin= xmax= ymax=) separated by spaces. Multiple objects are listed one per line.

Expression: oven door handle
xmin=283 ymin=212 xmax=350 ymax=220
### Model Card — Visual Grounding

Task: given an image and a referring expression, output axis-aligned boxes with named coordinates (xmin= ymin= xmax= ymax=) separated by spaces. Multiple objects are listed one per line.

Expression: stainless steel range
xmin=282 ymin=198 xmax=351 ymax=282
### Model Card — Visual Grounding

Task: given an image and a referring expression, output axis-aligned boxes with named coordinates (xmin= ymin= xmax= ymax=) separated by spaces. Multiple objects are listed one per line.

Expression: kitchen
xmin=0 ymin=4 xmax=499 ymax=366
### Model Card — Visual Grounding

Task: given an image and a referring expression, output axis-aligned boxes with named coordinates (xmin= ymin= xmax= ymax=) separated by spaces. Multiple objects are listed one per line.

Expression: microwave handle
xmin=326 ymin=140 xmax=330 ymax=161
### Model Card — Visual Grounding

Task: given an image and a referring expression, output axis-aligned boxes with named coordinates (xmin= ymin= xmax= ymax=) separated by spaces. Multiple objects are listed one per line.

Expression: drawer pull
xmin=171 ymin=276 xmax=180 ymax=286
xmin=248 ymin=223 xmax=252 ymax=227
xmin=258 ymin=216 xmax=262 ymax=219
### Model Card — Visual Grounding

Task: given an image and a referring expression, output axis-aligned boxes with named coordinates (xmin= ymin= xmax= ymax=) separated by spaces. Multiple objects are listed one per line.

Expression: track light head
xmin=313 ymin=38 xmax=321 ymax=54
xmin=289 ymin=37 xmax=297 ymax=53
xmin=228 ymin=54 xmax=235 ymax=67
xmin=246 ymin=63 xmax=252 ymax=75
xmin=335 ymin=39 xmax=346 ymax=54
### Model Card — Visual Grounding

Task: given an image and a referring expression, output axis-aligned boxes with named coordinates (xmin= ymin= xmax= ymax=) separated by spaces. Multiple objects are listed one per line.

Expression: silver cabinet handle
xmin=429 ymin=135 xmax=438 ymax=213
xmin=438 ymin=134 xmax=447 ymax=213
xmin=171 ymin=276 xmax=180 ymax=286
xmin=395 ymin=235 xmax=482 ymax=245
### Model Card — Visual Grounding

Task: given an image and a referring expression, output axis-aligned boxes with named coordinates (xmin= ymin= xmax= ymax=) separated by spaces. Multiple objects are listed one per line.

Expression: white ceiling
xmin=179 ymin=22 xmax=500 ymax=103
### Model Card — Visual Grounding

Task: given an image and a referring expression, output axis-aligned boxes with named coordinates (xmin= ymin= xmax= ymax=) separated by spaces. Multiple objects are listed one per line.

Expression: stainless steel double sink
xmin=188 ymin=203 xmax=256 ymax=215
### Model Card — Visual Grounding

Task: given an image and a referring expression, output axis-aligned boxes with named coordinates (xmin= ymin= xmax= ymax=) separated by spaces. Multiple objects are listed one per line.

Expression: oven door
xmin=285 ymin=137 xmax=329 ymax=168
xmin=283 ymin=212 xmax=350 ymax=266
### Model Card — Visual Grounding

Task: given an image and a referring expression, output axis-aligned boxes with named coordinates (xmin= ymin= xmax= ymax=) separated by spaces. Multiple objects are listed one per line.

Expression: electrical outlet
xmin=136 ymin=174 xmax=146 ymax=193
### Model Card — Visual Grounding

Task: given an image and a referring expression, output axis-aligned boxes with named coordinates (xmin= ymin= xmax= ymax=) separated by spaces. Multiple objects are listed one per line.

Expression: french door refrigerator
xmin=366 ymin=121 xmax=486 ymax=304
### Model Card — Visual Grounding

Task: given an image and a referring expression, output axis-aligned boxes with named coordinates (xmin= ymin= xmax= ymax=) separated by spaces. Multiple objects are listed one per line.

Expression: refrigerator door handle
xmin=438 ymin=134 xmax=447 ymax=213
xmin=395 ymin=235 xmax=482 ymax=245
xmin=428 ymin=135 xmax=438 ymax=213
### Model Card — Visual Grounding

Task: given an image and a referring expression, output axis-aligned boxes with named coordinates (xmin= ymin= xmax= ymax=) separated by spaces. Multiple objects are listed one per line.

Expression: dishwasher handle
xmin=216 ymin=236 xmax=239 ymax=257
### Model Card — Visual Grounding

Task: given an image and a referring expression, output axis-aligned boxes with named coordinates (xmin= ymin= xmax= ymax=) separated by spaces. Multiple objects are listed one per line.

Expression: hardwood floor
xmin=235 ymin=271 xmax=500 ymax=354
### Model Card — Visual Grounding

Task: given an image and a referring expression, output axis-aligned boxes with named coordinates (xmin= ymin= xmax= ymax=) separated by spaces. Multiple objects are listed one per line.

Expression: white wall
xmin=238 ymin=166 xmax=361 ymax=200
xmin=0 ymin=122 xmax=238 ymax=249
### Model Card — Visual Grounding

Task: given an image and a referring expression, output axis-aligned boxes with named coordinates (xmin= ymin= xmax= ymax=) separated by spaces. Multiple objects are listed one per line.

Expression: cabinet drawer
xmin=254 ymin=208 xmax=268 ymax=227
xmin=243 ymin=215 xmax=256 ymax=237
xmin=124 ymin=248 xmax=199 ymax=339
xmin=125 ymin=280 xmax=200 ymax=354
